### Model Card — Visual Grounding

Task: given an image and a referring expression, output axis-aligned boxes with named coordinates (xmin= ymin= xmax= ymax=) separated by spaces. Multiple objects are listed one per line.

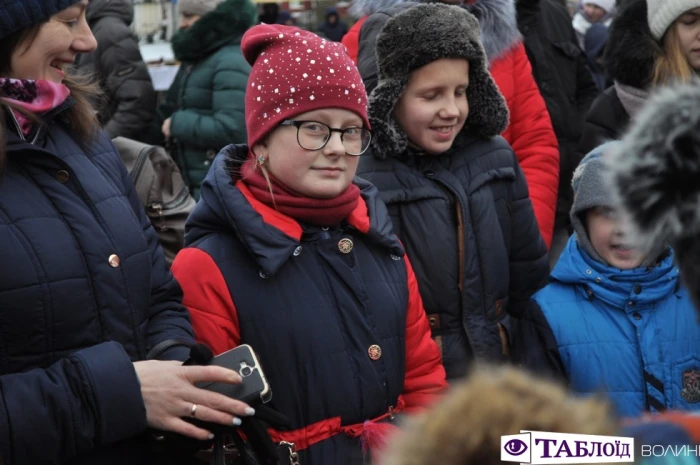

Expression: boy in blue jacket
xmin=515 ymin=142 xmax=700 ymax=418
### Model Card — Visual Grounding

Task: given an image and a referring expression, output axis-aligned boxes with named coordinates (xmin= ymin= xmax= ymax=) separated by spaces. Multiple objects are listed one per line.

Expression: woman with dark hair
xmin=0 ymin=1 xmax=255 ymax=464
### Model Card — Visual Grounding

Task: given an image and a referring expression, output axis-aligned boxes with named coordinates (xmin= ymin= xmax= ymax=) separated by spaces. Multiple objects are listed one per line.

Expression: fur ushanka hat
xmin=368 ymin=3 xmax=509 ymax=159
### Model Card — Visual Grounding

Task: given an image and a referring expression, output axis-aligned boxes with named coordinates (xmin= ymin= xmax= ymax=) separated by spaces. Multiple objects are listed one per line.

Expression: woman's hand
xmin=133 ymin=360 xmax=256 ymax=440
xmin=162 ymin=118 xmax=172 ymax=139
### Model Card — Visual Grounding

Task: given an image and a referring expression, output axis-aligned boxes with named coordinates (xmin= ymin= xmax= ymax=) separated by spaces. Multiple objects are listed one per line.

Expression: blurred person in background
xmin=0 ymin=1 xmax=254 ymax=464
xmin=584 ymin=22 xmax=610 ymax=90
xmin=276 ymin=10 xmax=296 ymax=26
xmin=259 ymin=2 xmax=280 ymax=24
xmin=578 ymin=0 xmax=700 ymax=156
xmin=573 ymin=0 xmax=615 ymax=48
xmin=75 ymin=0 xmax=157 ymax=141
xmin=152 ymin=0 xmax=256 ymax=199
xmin=517 ymin=0 xmax=600 ymax=266
xmin=317 ymin=7 xmax=349 ymax=42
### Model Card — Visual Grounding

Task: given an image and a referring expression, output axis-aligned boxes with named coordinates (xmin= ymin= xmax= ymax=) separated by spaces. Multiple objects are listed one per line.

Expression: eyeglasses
xmin=279 ymin=120 xmax=372 ymax=156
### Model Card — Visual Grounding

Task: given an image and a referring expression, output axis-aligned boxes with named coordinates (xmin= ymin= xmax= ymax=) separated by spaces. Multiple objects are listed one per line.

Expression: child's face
xmin=394 ymin=58 xmax=469 ymax=156
xmin=583 ymin=3 xmax=607 ymax=23
xmin=586 ymin=206 xmax=646 ymax=270
xmin=253 ymin=108 xmax=363 ymax=199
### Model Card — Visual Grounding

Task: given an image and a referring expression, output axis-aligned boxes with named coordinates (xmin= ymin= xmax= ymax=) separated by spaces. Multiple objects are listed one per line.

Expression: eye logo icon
xmin=504 ymin=439 xmax=528 ymax=457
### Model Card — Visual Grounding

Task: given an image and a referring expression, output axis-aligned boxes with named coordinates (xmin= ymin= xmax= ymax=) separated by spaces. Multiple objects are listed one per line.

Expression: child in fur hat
xmin=514 ymin=141 xmax=700 ymax=418
xmin=379 ymin=366 xmax=619 ymax=465
xmin=358 ymin=3 xmax=549 ymax=380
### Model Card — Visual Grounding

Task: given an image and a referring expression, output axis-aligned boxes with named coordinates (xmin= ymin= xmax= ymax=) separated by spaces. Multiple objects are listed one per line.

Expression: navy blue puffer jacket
xmin=358 ymin=133 xmax=549 ymax=380
xmin=0 ymin=104 xmax=194 ymax=465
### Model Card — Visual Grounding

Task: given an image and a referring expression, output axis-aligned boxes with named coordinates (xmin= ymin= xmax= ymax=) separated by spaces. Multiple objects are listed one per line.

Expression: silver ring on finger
xmin=190 ymin=403 xmax=198 ymax=418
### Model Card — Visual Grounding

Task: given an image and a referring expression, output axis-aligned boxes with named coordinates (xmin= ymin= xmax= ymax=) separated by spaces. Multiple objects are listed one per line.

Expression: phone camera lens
xmin=240 ymin=365 xmax=253 ymax=377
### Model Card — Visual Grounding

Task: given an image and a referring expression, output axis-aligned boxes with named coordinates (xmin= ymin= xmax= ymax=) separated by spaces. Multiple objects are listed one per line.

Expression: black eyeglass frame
xmin=279 ymin=120 xmax=372 ymax=156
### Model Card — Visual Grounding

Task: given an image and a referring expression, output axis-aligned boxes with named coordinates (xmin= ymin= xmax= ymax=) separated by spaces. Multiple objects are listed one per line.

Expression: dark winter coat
xmin=357 ymin=0 xmax=560 ymax=248
xmin=342 ymin=0 xmax=405 ymax=63
xmin=76 ymin=0 xmax=157 ymax=140
xmin=171 ymin=146 xmax=447 ymax=464
xmin=517 ymin=0 xmax=599 ymax=229
xmin=584 ymin=23 xmax=610 ymax=91
xmin=578 ymin=0 xmax=656 ymax=156
xmin=0 ymin=103 xmax=194 ymax=465
xmin=317 ymin=8 xmax=348 ymax=42
xmin=155 ymin=0 xmax=256 ymax=199
xmin=358 ymin=133 xmax=550 ymax=380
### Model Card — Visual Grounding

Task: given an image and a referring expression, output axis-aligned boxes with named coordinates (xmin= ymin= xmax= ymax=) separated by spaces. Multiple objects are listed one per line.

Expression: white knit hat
xmin=584 ymin=0 xmax=615 ymax=14
xmin=178 ymin=0 xmax=226 ymax=16
xmin=647 ymin=0 xmax=700 ymax=40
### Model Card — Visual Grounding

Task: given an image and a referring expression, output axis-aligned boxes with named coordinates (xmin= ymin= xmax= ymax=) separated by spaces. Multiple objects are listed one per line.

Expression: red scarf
xmin=241 ymin=157 xmax=361 ymax=227
xmin=0 ymin=78 xmax=70 ymax=136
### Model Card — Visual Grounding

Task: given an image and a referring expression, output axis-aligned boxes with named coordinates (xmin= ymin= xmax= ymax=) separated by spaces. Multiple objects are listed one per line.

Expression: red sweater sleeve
xmin=402 ymin=255 xmax=448 ymax=410
xmin=171 ymin=248 xmax=240 ymax=355
xmin=501 ymin=43 xmax=559 ymax=248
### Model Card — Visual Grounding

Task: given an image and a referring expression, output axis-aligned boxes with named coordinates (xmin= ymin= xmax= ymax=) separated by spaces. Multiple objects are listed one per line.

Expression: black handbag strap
xmin=146 ymin=339 xmax=195 ymax=360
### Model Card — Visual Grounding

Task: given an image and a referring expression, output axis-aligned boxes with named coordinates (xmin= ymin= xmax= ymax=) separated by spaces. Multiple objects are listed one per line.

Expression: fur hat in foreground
xmin=368 ymin=3 xmax=509 ymax=159
xmin=379 ymin=367 xmax=617 ymax=465
xmin=608 ymin=82 xmax=700 ymax=309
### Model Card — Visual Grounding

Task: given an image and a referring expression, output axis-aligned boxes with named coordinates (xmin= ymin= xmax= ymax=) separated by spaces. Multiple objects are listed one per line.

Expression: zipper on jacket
xmin=5 ymin=106 xmax=56 ymax=146
xmin=7 ymin=110 xmax=26 ymax=142
xmin=427 ymin=173 xmax=488 ymax=352
xmin=129 ymin=146 xmax=155 ymax=186
xmin=455 ymin=202 xmax=465 ymax=294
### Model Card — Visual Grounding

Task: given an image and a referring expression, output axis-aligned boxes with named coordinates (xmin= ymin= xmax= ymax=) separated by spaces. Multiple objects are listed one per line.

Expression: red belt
xmin=267 ymin=395 xmax=405 ymax=452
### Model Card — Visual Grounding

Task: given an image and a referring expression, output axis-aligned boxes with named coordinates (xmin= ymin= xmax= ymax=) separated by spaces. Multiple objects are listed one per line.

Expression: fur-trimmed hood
xmin=604 ymin=0 xmax=659 ymax=89
xmin=171 ymin=0 xmax=257 ymax=62
xmin=368 ymin=3 xmax=509 ymax=159
xmin=349 ymin=0 xmax=406 ymax=18
xmin=609 ymin=82 xmax=700 ymax=308
xmin=463 ymin=0 xmax=521 ymax=63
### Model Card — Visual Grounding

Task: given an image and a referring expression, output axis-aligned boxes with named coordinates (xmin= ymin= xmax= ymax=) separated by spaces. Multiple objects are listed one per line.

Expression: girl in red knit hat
xmin=171 ymin=24 xmax=447 ymax=465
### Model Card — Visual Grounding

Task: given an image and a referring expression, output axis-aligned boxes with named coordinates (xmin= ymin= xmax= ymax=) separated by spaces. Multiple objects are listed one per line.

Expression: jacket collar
xmin=552 ymin=235 xmax=680 ymax=309
xmin=2 ymin=98 xmax=74 ymax=146
xmin=185 ymin=145 xmax=404 ymax=277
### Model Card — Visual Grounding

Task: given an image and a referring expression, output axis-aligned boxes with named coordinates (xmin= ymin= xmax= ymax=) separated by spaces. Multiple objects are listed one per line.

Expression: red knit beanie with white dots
xmin=241 ymin=24 xmax=370 ymax=150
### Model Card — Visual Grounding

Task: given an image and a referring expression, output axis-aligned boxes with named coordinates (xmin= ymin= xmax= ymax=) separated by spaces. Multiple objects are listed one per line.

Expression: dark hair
xmin=0 ymin=24 xmax=100 ymax=144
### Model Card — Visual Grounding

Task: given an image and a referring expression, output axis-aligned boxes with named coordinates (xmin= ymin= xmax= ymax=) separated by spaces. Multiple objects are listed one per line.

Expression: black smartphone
xmin=196 ymin=344 xmax=272 ymax=404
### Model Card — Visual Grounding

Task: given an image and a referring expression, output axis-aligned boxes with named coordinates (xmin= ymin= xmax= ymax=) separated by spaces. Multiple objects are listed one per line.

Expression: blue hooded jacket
xmin=533 ymin=236 xmax=700 ymax=418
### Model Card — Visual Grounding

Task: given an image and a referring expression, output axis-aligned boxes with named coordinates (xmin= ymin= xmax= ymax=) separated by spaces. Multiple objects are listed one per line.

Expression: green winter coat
xmin=157 ymin=0 xmax=256 ymax=199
